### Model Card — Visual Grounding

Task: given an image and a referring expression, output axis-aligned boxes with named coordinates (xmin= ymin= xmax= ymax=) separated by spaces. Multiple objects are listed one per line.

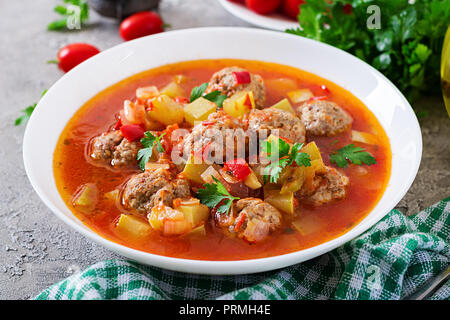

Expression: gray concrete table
xmin=0 ymin=0 xmax=448 ymax=300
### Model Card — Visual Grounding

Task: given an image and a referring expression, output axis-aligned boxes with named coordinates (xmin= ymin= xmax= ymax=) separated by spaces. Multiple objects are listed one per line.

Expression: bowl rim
xmin=216 ymin=0 xmax=299 ymax=31
xmin=23 ymin=27 xmax=422 ymax=275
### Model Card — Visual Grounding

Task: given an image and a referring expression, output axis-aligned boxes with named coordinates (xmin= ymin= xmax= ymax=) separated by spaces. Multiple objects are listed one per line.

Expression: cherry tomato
xmin=55 ymin=43 xmax=100 ymax=73
xmin=342 ymin=4 xmax=353 ymax=15
xmin=282 ymin=0 xmax=305 ymax=20
xmin=245 ymin=0 xmax=282 ymax=14
xmin=119 ymin=11 xmax=164 ymax=41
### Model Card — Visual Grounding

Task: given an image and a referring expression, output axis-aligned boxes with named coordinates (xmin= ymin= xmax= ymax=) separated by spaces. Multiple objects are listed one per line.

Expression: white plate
xmin=217 ymin=0 xmax=299 ymax=31
xmin=23 ymin=27 xmax=422 ymax=275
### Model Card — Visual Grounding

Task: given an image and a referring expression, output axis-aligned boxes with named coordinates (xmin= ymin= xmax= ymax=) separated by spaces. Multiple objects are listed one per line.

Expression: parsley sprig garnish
xmin=15 ymin=89 xmax=47 ymax=126
xmin=48 ymin=0 xmax=89 ymax=31
xmin=197 ymin=176 xmax=239 ymax=215
xmin=189 ymin=82 xmax=227 ymax=108
xmin=330 ymin=144 xmax=376 ymax=168
xmin=137 ymin=131 xmax=166 ymax=170
xmin=261 ymin=137 xmax=312 ymax=183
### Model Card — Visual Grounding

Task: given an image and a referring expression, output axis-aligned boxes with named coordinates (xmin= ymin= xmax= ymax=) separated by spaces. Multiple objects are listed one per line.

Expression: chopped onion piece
xmin=123 ymin=100 xmax=146 ymax=124
xmin=179 ymin=198 xmax=201 ymax=206
xmin=136 ymin=86 xmax=159 ymax=100
xmin=201 ymin=166 xmax=231 ymax=190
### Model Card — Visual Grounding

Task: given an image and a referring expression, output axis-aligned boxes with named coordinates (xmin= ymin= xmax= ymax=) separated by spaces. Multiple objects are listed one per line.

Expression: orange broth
xmin=53 ymin=59 xmax=391 ymax=260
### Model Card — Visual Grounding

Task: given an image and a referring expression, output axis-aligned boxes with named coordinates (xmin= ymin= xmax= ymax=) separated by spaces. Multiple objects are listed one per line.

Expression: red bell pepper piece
xmin=224 ymin=158 xmax=251 ymax=181
xmin=233 ymin=71 xmax=251 ymax=85
xmin=320 ymin=85 xmax=330 ymax=94
xmin=174 ymin=96 xmax=189 ymax=104
xmin=307 ymin=96 xmax=328 ymax=103
xmin=243 ymin=93 xmax=252 ymax=108
xmin=120 ymin=124 xmax=145 ymax=142
xmin=234 ymin=213 xmax=246 ymax=231
xmin=113 ymin=118 xmax=122 ymax=130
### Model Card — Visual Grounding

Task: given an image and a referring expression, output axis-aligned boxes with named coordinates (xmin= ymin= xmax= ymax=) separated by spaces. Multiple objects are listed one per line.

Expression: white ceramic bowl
xmin=217 ymin=0 xmax=298 ymax=31
xmin=23 ymin=27 xmax=422 ymax=275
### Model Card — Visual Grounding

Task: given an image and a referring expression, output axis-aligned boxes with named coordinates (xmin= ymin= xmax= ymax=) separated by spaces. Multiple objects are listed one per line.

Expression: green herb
xmin=203 ymin=91 xmax=228 ymax=108
xmin=329 ymin=139 xmax=339 ymax=146
xmin=415 ymin=110 xmax=429 ymax=119
xmin=137 ymin=131 xmax=166 ymax=170
xmin=197 ymin=176 xmax=240 ymax=215
xmin=260 ymin=137 xmax=312 ymax=183
xmin=48 ymin=0 xmax=89 ymax=31
xmin=330 ymin=144 xmax=376 ymax=168
xmin=189 ymin=82 xmax=228 ymax=107
xmin=286 ymin=0 xmax=450 ymax=101
xmin=15 ymin=89 xmax=47 ymax=126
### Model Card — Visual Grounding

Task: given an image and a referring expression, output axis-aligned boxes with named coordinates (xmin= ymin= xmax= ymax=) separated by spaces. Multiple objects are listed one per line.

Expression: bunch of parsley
xmin=286 ymin=0 xmax=450 ymax=102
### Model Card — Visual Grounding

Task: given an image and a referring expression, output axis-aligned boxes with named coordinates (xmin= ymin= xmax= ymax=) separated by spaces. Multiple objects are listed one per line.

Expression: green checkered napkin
xmin=35 ymin=197 xmax=450 ymax=300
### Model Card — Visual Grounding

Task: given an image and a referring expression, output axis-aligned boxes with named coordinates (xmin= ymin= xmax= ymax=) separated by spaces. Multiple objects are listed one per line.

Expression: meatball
xmin=205 ymin=67 xmax=266 ymax=108
xmin=247 ymin=108 xmax=306 ymax=143
xmin=216 ymin=198 xmax=282 ymax=242
xmin=122 ymin=169 xmax=191 ymax=214
xmin=90 ymin=130 xmax=140 ymax=167
xmin=111 ymin=138 xmax=141 ymax=167
xmin=90 ymin=131 xmax=123 ymax=162
xmin=297 ymin=100 xmax=353 ymax=136
xmin=298 ymin=166 xmax=349 ymax=205
xmin=181 ymin=111 xmax=247 ymax=162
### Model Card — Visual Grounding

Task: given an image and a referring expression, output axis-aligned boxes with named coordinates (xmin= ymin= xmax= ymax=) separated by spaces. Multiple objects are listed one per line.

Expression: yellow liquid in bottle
xmin=441 ymin=26 xmax=450 ymax=117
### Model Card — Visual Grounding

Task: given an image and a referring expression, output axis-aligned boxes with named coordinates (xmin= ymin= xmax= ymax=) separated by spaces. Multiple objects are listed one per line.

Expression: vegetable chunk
xmin=288 ymin=89 xmax=313 ymax=104
xmin=73 ymin=183 xmax=98 ymax=213
xmin=181 ymin=155 xmax=210 ymax=184
xmin=223 ymin=91 xmax=255 ymax=119
xmin=160 ymin=82 xmax=185 ymax=98
xmin=184 ymin=97 xmax=217 ymax=126
xmin=117 ymin=214 xmax=151 ymax=239
xmin=147 ymin=95 xmax=184 ymax=125
xmin=270 ymin=98 xmax=294 ymax=113
xmin=264 ymin=189 xmax=295 ymax=215
xmin=177 ymin=203 xmax=210 ymax=226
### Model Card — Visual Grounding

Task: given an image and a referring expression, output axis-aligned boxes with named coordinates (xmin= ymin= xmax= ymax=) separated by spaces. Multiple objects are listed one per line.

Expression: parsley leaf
xmin=261 ymin=137 xmax=311 ymax=183
xmin=263 ymin=158 xmax=290 ymax=184
xmin=137 ymin=131 xmax=166 ymax=170
xmin=48 ymin=0 xmax=89 ymax=31
xmin=203 ymin=91 xmax=228 ymax=108
xmin=189 ymin=82 xmax=227 ymax=107
xmin=196 ymin=176 xmax=239 ymax=215
xmin=330 ymin=144 xmax=376 ymax=168
xmin=190 ymin=82 xmax=209 ymax=102
xmin=15 ymin=89 xmax=47 ymax=126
